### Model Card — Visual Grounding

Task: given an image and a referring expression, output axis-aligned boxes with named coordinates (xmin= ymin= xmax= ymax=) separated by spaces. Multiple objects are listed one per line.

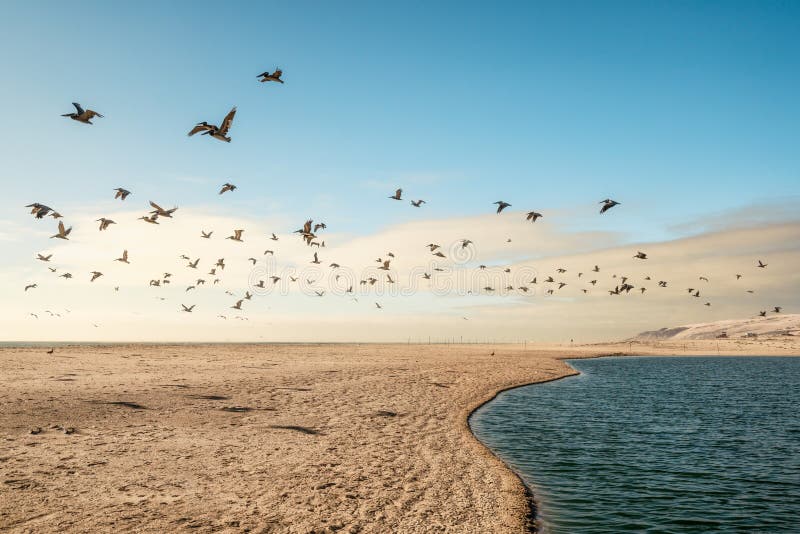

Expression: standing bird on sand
xmin=494 ymin=201 xmax=511 ymax=213
xmin=201 ymin=230 xmax=213 ymax=239
xmin=51 ymin=221 xmax=71 ymax=240
xmin=389 ymin=188 xmax=403 ymax=200
xmin=187 ymin=107 xmax=237 ymax=143
xmin=526 ymin=211 xmax=543 ymax=222
xmin=61 ymin=102 xmax=103 ymax=124
xmin=600 ymin=199 xmax=620 ymax=214
xmin=113 ymin=188 xmax=131 ymax=201
xmin=257 ymin=68 xmax=284 ymax=83
xmin=219 ymin=183 xmax=237 ymax=195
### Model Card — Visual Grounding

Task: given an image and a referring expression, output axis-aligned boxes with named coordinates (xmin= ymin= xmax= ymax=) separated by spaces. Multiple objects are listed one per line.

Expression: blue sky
xmin=0 ymin=1 xmax=798 ymax=341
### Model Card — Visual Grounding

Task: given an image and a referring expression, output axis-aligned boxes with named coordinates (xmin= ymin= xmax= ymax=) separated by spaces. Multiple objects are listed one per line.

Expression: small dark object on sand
xmin=30 ymin=427 xmax=42 ymax=435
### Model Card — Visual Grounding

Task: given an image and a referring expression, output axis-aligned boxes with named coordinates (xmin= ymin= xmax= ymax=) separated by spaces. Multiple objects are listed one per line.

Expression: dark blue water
xmin=470 ymin=357 xmax=800 ymax=533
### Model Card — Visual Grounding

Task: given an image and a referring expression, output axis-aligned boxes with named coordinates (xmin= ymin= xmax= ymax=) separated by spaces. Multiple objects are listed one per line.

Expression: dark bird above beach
xmin=201 ymin=230 xmax=212 ymax=239
xmin=600 ymin=199 xmax=620 ymax=214
xmin=231 ymin=299 xmax=243 ymax=310
xmin=257 ymin=68 xmax=284 ymax=83
xmin=633 ymin=251 xmax=647 ymax=260
xmin=389 ymin=188 xmax=403 ymax=200
xmin=51 ymin=221 xmax=71 ymax=240
xmin=774 ymin=306 xmax=782 ymax=313
xmin=24 ymin=283 xmax=37 ymax=291
xmin=219 ymin=183 xmax=237 ymax=195
xmin=757 ymin=260 xmax=767 ymax=268
xmin=759 ymin=310 xmax=767 ymax=317
xmin=526 ymin=211 xmax=543 ymax=222
xmin=181 ymin=304 xmax=195 ymax=313
xmin=270 ymin=233 xmax=279 ymax=241
xmin=37 ymin=253 xmax=52 ymax=262
xmin=96 ymin=218 xmax=116 ymax=231
xmin=139 ymin=214 xmax=159 ymax=224
xmin=114 ymin=188 xmax=131 ymax=201
xmin=90 ymin=271 xmax=103 ymax=282
xmin=494 ymin=201 xmax=511 ymax=213
xmin=411 ymin=199 xmax=426 ymax=207
xmin=26 ymin=203 xmax=55 ymax=219
xmin=188 ymin=107 xmax=237 ymax=142
xmin=736 ymin=274 xmax=742 ymax=279
xmin=227 ymin=229 xmax=244 ymax=242
xmin=62 ymin=102 xmax=103 ymax=124
xmin=116 ymin=250 xmax=129 ymax=264
xmin=149 ymin=201 xmax=177 ymax=218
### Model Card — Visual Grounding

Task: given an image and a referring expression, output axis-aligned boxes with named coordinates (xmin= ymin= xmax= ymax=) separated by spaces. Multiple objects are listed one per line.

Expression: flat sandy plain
xmin=1 ymin=339 xmax=798 ymax=533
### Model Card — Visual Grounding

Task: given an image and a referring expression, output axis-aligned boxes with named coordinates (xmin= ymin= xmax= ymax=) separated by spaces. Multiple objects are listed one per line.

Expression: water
xmin=470 ymin=357 xmax=800 ymax=533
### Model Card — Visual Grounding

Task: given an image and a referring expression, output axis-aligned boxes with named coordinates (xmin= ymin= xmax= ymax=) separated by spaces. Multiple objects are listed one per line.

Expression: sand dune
xmin=1 ymin=341 xmax=798 ymax=533
xmin=633 ymin=314 xmax=800 ymax=340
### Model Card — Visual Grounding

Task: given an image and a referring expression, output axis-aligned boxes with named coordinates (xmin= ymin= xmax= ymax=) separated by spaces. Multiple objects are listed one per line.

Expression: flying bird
xmin=757 ymin=260 xmax=767 ymax=268
xmin=526 ymin=211 xmax=543 ymax=222
xmin=114 ymin=188 xmax=131 ymax=200
xmin=494 ymin=201 xmax=511 ymax=213
xmin=773 ymin=306 xmax=782 ymax=313
xmin=389 ymin=188 xmax=403 ymax=200
xmin=96 ymin=218 xmax=116 ymax=231
xmin=219 ymin=183 xmax=237 ymax=195
xmin=149 ymin=201 xmax=177 ymax=218
xmin=90 ymin=271 xmax=103 ymax=282
xmin=231 ymin=300 xmax=243 ymax=310
xmin=139 ymin=214 xmax=159 ymax=224
xmin=37 ymin=253 xmax=52 ymax=262
xmin=116 ymin=250 xmax=130 ymax=264
xmin=600 ymin=199 xmax=620 ymax=214
xmin=201 ymin=230 xmax=213 ymax=239
xmin=187 ymin=107 xmax=237 ymax=142
xmin=62 ymin=102 xmax=103 ymax=124
xmin=50 ymin=221 xmax=72 ymax=240
xmin=257 ymin=68 xmax=284 ymax=83
xmin=181 ymin=304 xmax=195 ymax=313
xmin=633 ymin=251 xmax=647 ymax=260
xmin=24 ymin=283 xmax=37 ymax=291
xmin=411 ymin=200 xmax=426 ymax=207
xmin=227 ymin=229 xmax=244 ymax=242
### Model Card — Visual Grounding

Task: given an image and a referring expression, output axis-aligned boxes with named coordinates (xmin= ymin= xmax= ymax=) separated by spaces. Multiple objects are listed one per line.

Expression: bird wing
xmin=219 ymin=107 xmax=236 ymax=135
xmin=57 ymin=221 xmax=65 ymax=234
xmin=72 ymin=102 xmax=85 ymax=115
xmin=187 ymin=123 xmax=213 ymax=136
xmin=149 ymin=200 xmax=164 ymax=212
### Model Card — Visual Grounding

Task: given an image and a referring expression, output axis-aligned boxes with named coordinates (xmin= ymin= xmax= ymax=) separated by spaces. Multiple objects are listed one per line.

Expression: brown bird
xmin=219 ymin=183 xmax=237 ymax=195
xmin=633 ymin=251 xmax=647 ymax=260
xmin=389 ymin=188 xmax=403 ymax=200
xmin=494 ymin=201 xmax=511 ymax=213
xmin=111 ymin=188 xmax=132 ymax=202
xmin=50 ymin=221 xmax=71 ymax=240
xmin=36 ymin=253 xmax=52 ymax=262
xmin=116 ymin=250 xmax=130 ymax=264
xmin=181 ymin=304 xmax=195 ymax=313
xmin=757 ymin=260 xmax=767 ymax=268
xmin=201 ymin=230 xmax=213 ymax=238
xmin=270 ymin=233 xmax=279 ymax=241
xmin=773 ymin=306 xmax=782 ymax=313
xmin=257 ymin=68 xmax=284 ymax=83
xmin=411 ymin=199 xmax=426 ymax=207
xmin=24 ymin=283 xmax=37 ymax=291
xmin=599 ymin=199 xmax=620 ymax=214
xmin=188 ymin=107 xmax=237 ymax=143
xmin=62 ymin=102 xmax=103 ymax=124
xmin=96 ymin=218 xmax=116 ymax=231
xmin=231 ymin=299 xmax=243 ymax=310
xmin=90 ymin=271 xmax=103 ymax=282
xmin=149 ymin=201 xmax=177 ymax=218
xmin=227 ymin=229 xmax=244 ymax=242
xmin=526 ymin=211 xmax=543 ymax=222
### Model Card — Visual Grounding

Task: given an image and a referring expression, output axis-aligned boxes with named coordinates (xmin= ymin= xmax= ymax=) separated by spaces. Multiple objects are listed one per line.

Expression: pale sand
xmin=1 ymin=339 xmax=798 ymax=533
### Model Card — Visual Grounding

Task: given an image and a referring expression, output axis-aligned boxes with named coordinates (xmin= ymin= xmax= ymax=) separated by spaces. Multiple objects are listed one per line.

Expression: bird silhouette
xmin=257 ymin=68 xmax=284 ymax=83
xmin=389 ymin=188 xmax=403 ymax=200
xmin=494 ymin=201 xmax=511 ymax=213
xmin=50 ymin=221 xmax=71 ymax=240
xmin=188 ymin=107 xmax=237 ymax=142
xmin=600 ymin=199 xmax=620 ymax=214
xmin=62 ymin=102 xmax=103 ymax=124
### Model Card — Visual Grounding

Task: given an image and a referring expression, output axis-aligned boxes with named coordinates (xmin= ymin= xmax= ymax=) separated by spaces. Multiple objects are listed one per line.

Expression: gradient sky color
xmin=1 ymin=1 xmax=798 ymax=342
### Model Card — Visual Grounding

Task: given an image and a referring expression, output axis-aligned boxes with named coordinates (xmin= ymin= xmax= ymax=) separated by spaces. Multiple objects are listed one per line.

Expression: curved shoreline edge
xmin=463 ymin=362 xmax=582 ymax=533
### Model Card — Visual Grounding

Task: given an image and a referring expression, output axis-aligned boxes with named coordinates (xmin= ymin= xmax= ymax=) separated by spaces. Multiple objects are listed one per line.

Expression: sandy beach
xmin=1 ymin=339 xmax=798 ymax=533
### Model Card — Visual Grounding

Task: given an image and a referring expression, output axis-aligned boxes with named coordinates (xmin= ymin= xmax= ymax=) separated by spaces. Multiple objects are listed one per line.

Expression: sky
xmin=0 ymin=1 xmax=798 ymax=342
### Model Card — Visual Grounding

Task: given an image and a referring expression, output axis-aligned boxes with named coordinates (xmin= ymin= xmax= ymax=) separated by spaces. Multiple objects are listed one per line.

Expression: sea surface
xmin=470 ymin=357 xmax=800 ymax=533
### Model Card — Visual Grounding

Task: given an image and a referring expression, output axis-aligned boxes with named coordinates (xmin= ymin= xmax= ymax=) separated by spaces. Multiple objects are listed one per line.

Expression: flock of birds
xmin=22 ymin=66 xmax=786 ymax=328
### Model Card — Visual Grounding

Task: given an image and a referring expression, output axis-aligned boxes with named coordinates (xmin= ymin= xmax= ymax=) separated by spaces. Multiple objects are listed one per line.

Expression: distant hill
xmin=633 ymin=314 xmax=799 ymax=341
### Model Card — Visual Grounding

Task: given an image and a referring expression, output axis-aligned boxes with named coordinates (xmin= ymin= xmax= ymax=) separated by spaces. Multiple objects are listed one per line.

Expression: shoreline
xmin=2 ymin=341 xmax=798 ymax=532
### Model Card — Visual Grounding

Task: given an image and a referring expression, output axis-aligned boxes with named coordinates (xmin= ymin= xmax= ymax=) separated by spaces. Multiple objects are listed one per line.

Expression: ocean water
xmin=470 ymin=357 xmax=800 ymax=533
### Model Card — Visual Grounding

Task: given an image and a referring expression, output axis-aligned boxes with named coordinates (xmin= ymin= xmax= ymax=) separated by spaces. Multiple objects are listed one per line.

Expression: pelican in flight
xmin=227 ymin=229 xmax=244 ymax=242
xmin=600 ymin=199 xmax=620 ymax=214
xmin=411 ymin=199 xmax=426 ymax=207
xmin=37 ymin=254 xmax=52 ymax=262
xmin=51 ymin=221 xmax=71 ymax=240
xmin=758 ymin=310 xmax=767 ymax=317
xmin=526 ymin=211 xmax=543 ymax=222
xmin=774 ymin=306 xmax=782 ymax=313
xmin=24 ymin=283 xmax=37 ymax=291
xmin=114 ymin=188 xmax=131 ymax=200
xmin=378 ymin=260 xmax=391 ymax=271
xmin=97 ymin=218 xmax=116 ymax=231
xmin=116 ymin=250 xmax=130 ymax=264
xmin=219 ymin=183 xmax=237 ymax=195
xmin=257 ymin=68 xmax=284 ymax=83
xmin=389 ymin=188 xmax=403 ymax=200
xmin=375 ymin=302 xmax=382 ymax=309
xmin=149 ymin=201 xmax=177 ymax=218
xmin=201 ymin=230 xmax=213 ymax=238
xmin=270 ymin=233 xmax=279 ymax=241
xmin=139 ymin=214 xmax=159 ymax=224
xmin=90 ymin=271 xmax=103 ymax=282
xmin=494 ymin=201 xmax=511 ymax=213
xmin=231 ymin=299 xmax=243 ymax=310
xmin=757 ymin=260 xmax=767 ymax=268
xmin=633 ymin=251 xmax=647 ymax=260
xmin=187 ymin=107 xmax=237 ymax=143
xmin=62 ymin=102 xmax=103 ymax=124
xmin=181 ymin=304 xmax=195 ymax=313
